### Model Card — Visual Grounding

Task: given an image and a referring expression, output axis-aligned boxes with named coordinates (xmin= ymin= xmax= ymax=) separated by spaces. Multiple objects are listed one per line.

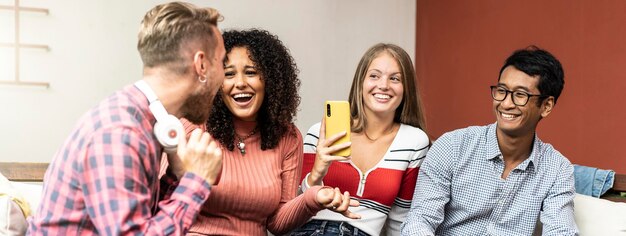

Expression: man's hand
xmin=165 ymin=151 xmax=186 ymax=180
xmin=174 ymin=128 xmax=222 ymax=185
xmin=316 ymin=187 xmax=361 ymax=219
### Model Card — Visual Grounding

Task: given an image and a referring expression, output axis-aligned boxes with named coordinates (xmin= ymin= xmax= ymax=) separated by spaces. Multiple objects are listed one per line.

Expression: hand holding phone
xmin=306 ymin=101 xmax=353 ymax=187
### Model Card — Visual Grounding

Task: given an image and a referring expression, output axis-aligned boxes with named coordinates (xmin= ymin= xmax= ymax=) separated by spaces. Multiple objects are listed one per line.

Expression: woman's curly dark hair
xmin=207 ymin=29 xmax=301 ymax=151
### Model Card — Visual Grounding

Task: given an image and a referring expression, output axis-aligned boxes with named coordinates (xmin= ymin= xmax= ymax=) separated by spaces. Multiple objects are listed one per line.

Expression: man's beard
xmin=180 ymin=88 xmax=214 ymax=125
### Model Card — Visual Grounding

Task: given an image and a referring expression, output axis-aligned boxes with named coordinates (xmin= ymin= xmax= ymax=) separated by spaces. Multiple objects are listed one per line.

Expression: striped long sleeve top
xmin=300 ymin=122 xmax=429 ymax=236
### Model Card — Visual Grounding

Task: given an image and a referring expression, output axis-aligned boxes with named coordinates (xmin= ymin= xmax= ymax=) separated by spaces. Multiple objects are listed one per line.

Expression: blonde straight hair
xmin=137 ymin=1 xmax=221 ymax=74
xmin=348 ymin=43 xmax=427 ymax=133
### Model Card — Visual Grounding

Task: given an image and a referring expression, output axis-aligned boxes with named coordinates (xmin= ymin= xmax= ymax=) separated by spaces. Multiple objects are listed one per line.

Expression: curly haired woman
xmin=173 ymin=29 xmax=359 ymax=235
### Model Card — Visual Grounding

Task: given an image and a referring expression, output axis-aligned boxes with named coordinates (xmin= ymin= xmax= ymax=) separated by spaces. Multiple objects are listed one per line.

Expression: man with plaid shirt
xmin=28 ymin=2 xmax=226 ymax=235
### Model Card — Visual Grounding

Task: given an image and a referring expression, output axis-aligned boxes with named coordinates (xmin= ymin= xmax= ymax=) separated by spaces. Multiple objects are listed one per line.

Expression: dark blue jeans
xmin=290 ymin=220 xmax=370 ymax=236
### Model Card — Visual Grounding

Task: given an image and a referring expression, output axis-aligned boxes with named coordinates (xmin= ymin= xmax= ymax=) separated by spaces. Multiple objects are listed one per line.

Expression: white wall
xmin=0 ymin=0 xmax=415 ymax=163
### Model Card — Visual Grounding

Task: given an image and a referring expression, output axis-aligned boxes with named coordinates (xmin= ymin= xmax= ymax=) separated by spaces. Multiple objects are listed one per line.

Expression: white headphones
xmin=134 ymin=80 xmax=183 ymax=153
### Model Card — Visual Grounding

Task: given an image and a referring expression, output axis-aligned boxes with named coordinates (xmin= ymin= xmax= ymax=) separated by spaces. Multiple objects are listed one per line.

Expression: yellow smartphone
xmin=324 ymin=101 xmax=351 ymax=157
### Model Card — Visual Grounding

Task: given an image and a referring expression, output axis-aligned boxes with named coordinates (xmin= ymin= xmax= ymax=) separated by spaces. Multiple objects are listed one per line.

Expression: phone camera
xmin=326 ymin=104 xmax=331 ymax=117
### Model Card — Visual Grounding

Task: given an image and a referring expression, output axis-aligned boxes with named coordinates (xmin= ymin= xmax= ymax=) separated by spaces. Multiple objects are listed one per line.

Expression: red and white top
xmin=300 ymin=122 xmax=429 ymax=236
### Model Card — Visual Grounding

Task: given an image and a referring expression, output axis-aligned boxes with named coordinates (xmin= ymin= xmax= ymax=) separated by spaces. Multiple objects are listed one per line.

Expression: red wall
xmin=416 ymin=1 xmax=626 ymax=173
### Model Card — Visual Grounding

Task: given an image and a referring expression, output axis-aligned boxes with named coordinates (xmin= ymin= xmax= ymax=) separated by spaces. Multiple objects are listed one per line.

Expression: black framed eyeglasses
xmin=490 ymin=86 xmax=547 ymax=106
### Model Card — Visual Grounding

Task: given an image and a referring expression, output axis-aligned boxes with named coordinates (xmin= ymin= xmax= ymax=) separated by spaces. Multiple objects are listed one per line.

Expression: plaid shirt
xmin=401 ymin=123 xmax=578 ymax=236
xmin=28 ymin=84 xmax=211 ymax=235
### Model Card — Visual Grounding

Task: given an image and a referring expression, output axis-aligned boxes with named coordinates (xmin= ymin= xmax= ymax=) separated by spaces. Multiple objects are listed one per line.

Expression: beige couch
xmin=2 ymin=163 xmax=626 ymax=236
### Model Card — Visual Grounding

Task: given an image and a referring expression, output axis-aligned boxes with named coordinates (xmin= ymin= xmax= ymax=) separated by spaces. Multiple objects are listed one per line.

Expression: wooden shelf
xmin=0 ymin=43 xmax=50 ymax=50
xmin=0 ymin=162 xmax=49 ymax=182
xmin=0 ymin=5 xmax=49 ymax=14
xmin=0 ymin=80 xmax=49 ymax=88
xmin=0 ymin=0 xmax=51 ymax=88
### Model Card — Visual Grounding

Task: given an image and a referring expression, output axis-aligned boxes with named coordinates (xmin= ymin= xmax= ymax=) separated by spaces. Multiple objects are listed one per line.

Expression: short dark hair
xmin=207 ymin=29 xmax=300 ymax=151
xmin=498 ymin=45 xmax=564 ymax=104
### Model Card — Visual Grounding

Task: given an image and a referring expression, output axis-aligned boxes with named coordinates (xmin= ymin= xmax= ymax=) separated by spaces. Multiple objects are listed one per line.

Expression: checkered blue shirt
xmin=401 ymin=123 xmax=578 ymax=236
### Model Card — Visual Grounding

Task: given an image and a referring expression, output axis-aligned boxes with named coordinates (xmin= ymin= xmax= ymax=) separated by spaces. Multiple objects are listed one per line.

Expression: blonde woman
xmin=293 ymin=43 xmax=430 ymax=236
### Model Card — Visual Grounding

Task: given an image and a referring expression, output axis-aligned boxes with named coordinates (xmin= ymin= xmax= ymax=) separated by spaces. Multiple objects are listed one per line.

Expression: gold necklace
xmin=363 ymin=124 xmax=395 ymax=142
xmin=235 ymin=127 xmax=257 ymax=155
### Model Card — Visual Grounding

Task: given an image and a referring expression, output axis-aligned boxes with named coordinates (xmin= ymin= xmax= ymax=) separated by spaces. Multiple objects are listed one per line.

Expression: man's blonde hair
xmin=138 ymin=2 xmax=221 ymax=74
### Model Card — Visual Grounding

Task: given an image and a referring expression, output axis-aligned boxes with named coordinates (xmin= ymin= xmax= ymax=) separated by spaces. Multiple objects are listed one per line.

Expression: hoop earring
xmin=198 ymin=75 xmax=207 ymax=83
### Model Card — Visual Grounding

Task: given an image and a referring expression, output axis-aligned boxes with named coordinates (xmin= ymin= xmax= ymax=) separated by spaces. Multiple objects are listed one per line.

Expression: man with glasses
xmin=401 ymin=46 xmax=578 ymax=235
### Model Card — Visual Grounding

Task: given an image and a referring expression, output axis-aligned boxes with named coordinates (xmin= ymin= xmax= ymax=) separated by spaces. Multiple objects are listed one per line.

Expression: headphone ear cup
xmin=154 ymin=115 xmax=184 ymax=153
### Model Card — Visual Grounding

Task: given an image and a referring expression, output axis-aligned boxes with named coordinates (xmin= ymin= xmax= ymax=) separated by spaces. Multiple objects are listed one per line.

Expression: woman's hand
xmin=307 ymin=117 xmax=352 ymax=186
xmin=316 ymin=187 xmax=361 ymax=219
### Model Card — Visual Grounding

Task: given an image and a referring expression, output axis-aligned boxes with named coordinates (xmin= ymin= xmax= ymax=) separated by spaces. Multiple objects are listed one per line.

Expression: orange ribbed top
xmin=181 ymin=118 xmax=324 ymax=236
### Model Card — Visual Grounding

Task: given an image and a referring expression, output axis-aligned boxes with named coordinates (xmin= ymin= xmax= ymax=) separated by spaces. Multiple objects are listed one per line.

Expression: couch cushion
xmin=11 ymin=182 xmax=43 ymax=212
xmin=0 ymin=195 xmax=28 ymax=236
xmin=574 ymin=193 xmax=626 ymax=235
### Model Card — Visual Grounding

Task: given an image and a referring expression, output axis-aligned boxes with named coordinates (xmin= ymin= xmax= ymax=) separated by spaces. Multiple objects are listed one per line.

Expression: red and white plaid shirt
xmin=28 ymin=84 xmax=211 ymax=235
